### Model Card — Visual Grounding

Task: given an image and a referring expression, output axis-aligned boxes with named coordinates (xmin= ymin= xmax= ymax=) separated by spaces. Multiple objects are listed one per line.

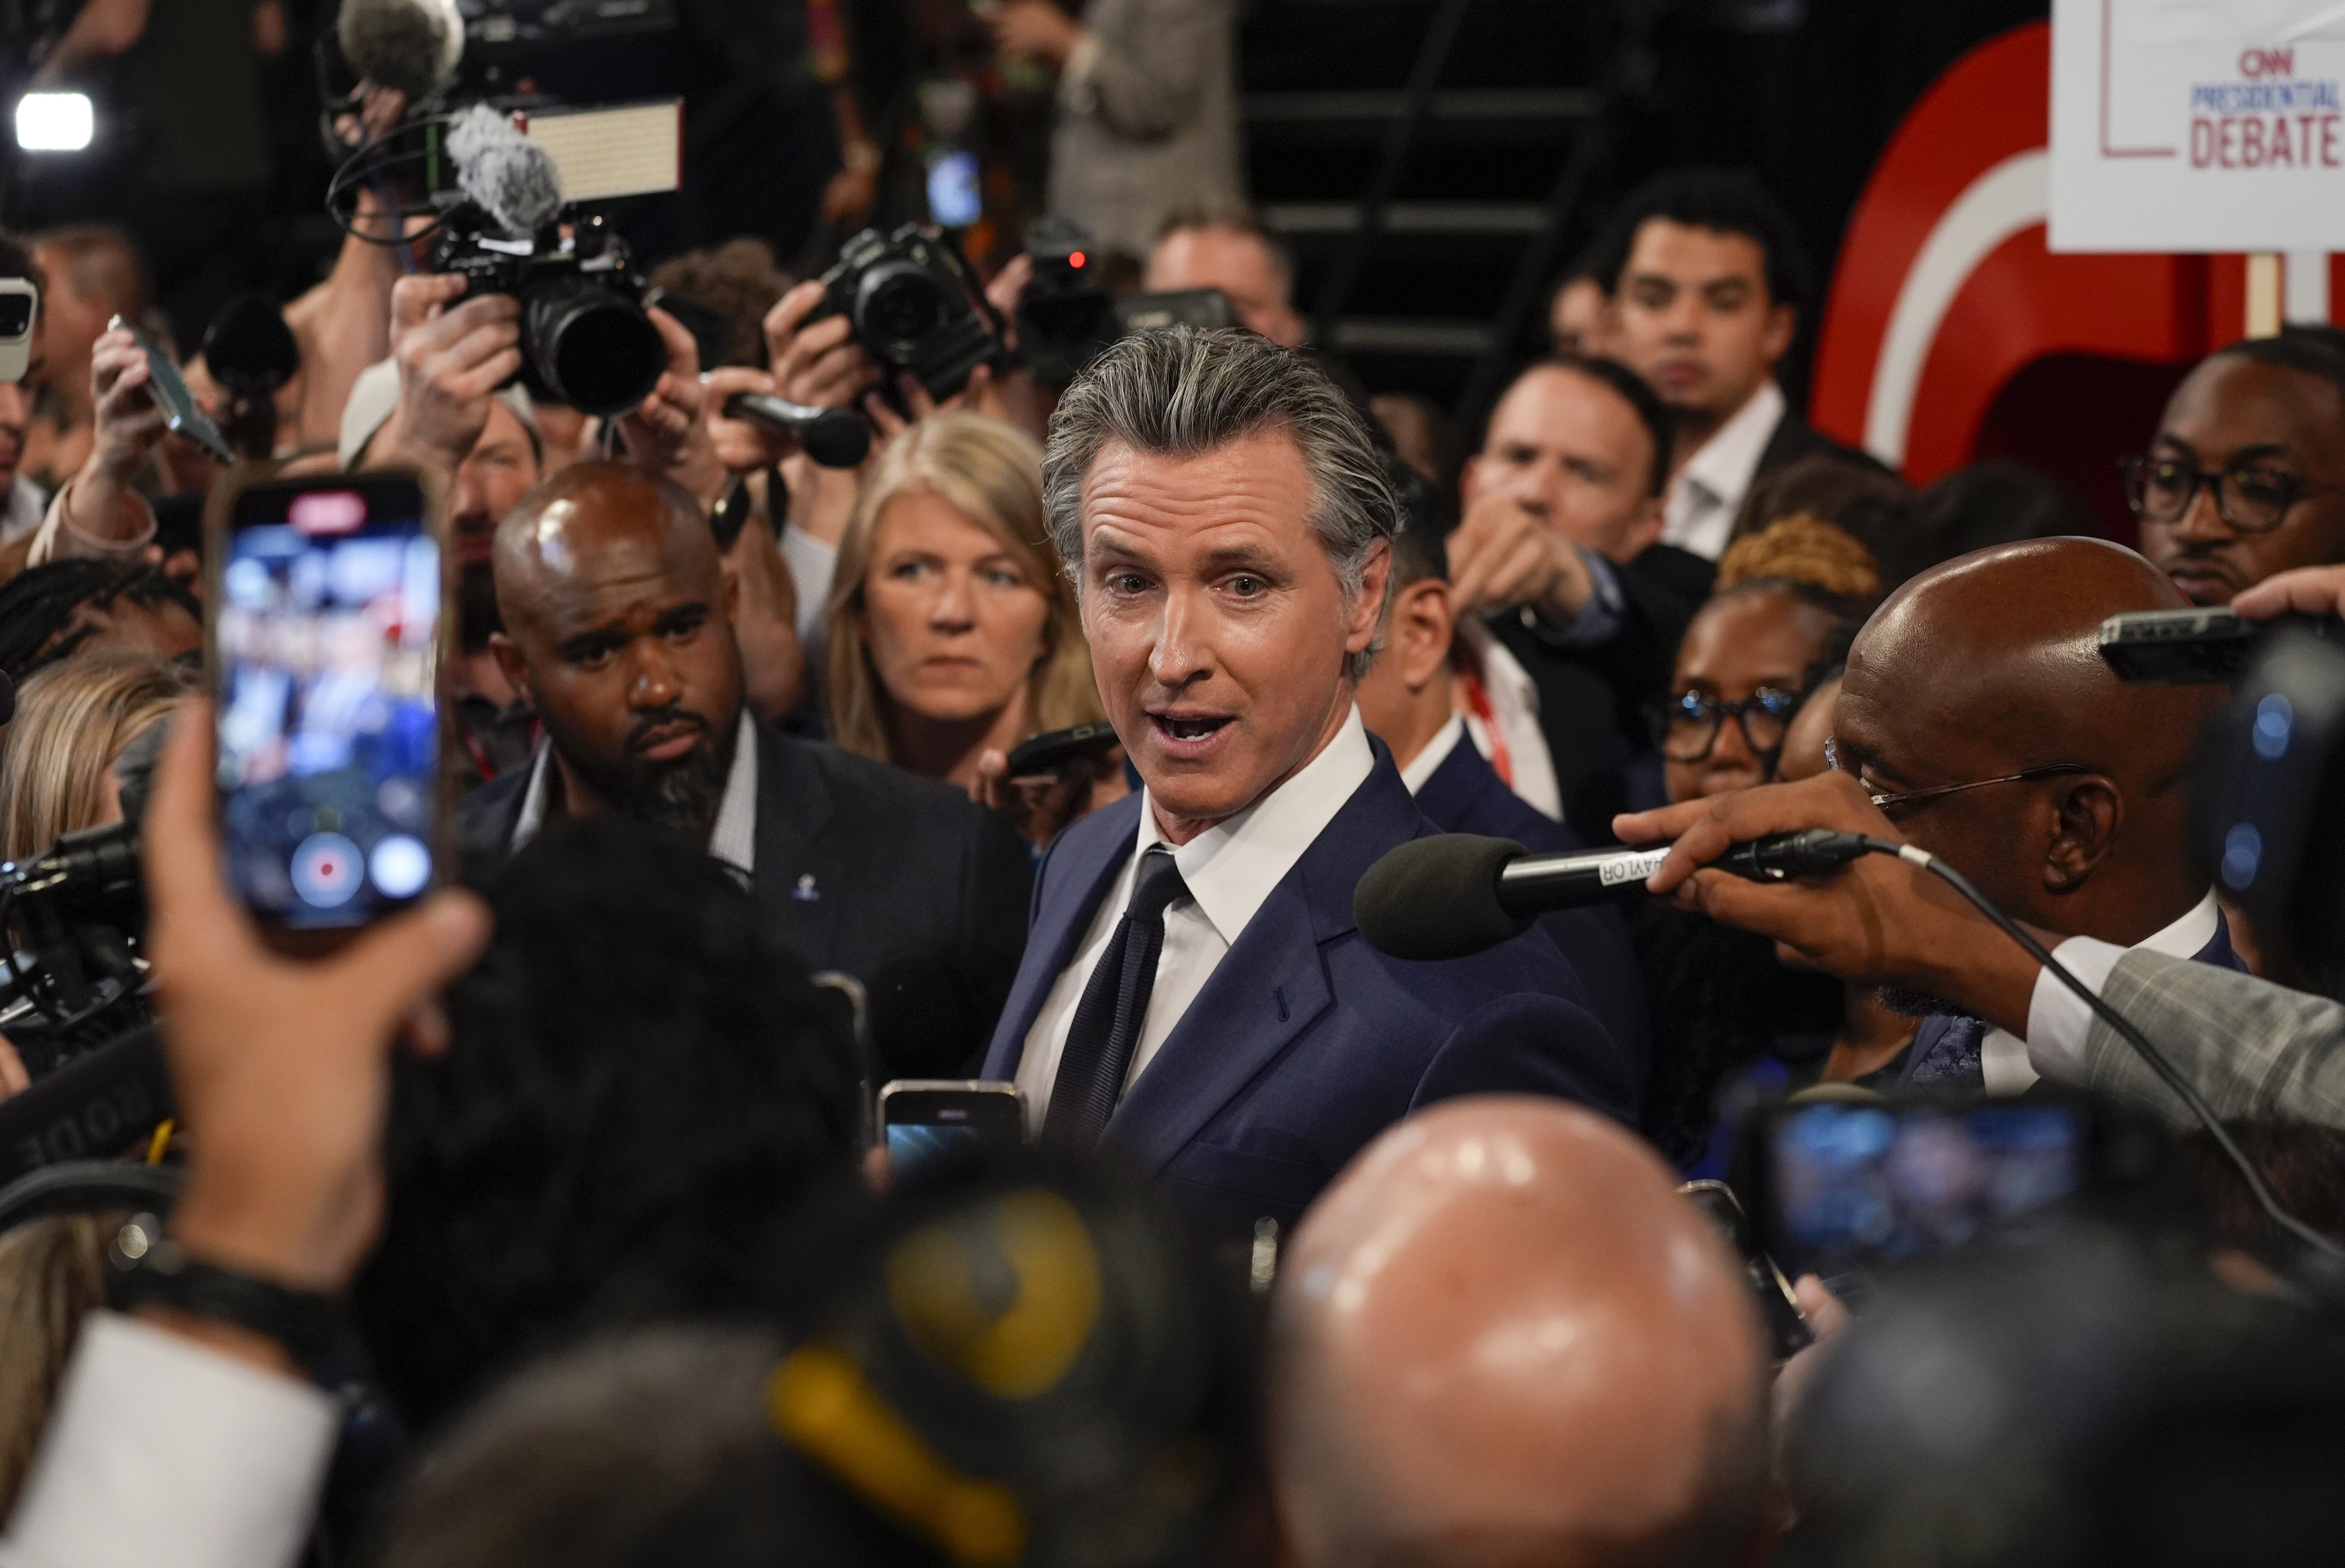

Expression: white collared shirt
xmin=1399 ymin=714 xmax=1466 ymax=797
xmin=1453 ymin=622 xmax=1564 ymax=821
xmin=511 ymin=710 xmax=760 ymax=879
xmin=1991 ymin=889 xmax=2222 ymax=1093
xmin=1660 ymin=379 xmax=1785 ymax=563
xmin=1 ymin=1312 xmax=340 ymax=1568
xmin=1014 ymin=708 xmax=1376 ymax=1128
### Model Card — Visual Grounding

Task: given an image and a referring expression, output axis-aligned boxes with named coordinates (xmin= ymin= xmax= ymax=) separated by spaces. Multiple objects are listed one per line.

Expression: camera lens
xmin=0 ymin=292 xmax=34 ymax=337
xmin=523 ymin=275 xmax=665 ymax=418
xmin=855 ymin=262 xmax=952 ymax=363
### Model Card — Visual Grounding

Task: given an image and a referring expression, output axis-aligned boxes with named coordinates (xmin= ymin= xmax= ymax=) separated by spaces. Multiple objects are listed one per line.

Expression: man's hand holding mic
xmin=365 ymin=273 xmax=520 ymax=476
xmin=1613 ymin=772 xmax=2047 ymax=1037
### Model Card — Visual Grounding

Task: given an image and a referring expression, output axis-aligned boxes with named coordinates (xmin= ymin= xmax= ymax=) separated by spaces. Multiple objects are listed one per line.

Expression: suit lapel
xmin=980 ymin=800 xmax=1140 ymax=1079
xmin=1106 ymin=878 xmax=1332 ymax=1176
xmin=750 ymin=726 xmax=845 ymax=963
xmin=1102 ymin=758 xmax=1419 ymax=1176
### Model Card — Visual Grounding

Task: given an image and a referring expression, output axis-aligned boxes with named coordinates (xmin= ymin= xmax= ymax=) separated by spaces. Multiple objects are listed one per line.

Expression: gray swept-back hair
xmin=1043 ymin=327 xmax=1403 ymax=680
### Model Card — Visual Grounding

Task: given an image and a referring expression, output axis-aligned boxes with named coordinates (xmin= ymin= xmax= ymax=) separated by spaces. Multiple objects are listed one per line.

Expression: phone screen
xmin=927 ymin=150 xmax=982 ymax=230
xmin=214 ymin=477 xmax=441 ymax=928
xmin=1762 ymin=1099 xmax=2087 ymax=1282
xmin=880 ymin=1082 xmax=1024 ymax=1179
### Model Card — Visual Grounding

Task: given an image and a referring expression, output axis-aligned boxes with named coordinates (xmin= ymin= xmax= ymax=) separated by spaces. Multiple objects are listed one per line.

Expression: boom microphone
xmin=447 ymin=103 xmax=566 ymax=237
xmin=723 ymin=391 xmax=873 ymax=469
xmin=336 ymin=0 xmax=464 ymax=102
xmin=1354 ymin=830 xmax=1876 ymax=961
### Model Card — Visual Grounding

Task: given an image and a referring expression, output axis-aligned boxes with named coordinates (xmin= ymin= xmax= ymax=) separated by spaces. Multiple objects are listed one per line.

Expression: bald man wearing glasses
xmin=1822 ymin=536 xmax=2245 ymax=1091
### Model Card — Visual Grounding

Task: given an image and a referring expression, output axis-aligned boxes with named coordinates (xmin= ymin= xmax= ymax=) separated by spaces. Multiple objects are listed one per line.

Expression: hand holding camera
xmin=369 ymin=273 xmax=521 ymax=476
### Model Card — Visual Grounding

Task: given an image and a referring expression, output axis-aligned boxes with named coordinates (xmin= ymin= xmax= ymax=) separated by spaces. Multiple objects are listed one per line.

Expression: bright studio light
xmin=15 ymin=93 xmax=93 ymax=153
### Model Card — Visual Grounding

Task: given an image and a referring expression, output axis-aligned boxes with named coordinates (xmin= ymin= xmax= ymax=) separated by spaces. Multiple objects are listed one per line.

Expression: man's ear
xmin=1398 ymin=577 xmax=1454 ymax=691
xmin=1619 ymin=495 xmax=1667 ymax=563
xmin=1760 ymin=301 xmax=1796 ymax=373
xmin=489 ymin=631 xmax=533 ymax=711
xmin=1346 ymin=537 xmax=1394 ymax=655
xmin=2043 ymin=776 xmax=2123 ymax=892
xmin=722 ymin=564 xmax=741 ymax=624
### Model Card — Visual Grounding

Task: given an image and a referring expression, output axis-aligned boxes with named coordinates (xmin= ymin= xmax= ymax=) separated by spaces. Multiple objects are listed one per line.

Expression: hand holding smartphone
xmin=209 ymin=473 xmax=447 ymax=931
xmin=108 ymin=315 xmax=234 ymax=464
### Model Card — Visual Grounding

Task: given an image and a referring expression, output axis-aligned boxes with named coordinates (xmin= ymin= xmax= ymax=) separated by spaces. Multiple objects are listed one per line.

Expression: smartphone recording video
xmin=878 ymin=1079 xmax=1024 ymax=1179
xmin=1752 ymin=1095 xmax=2095 ymax=1286
xmin=210 ymin=474 xmax=444 ymax=929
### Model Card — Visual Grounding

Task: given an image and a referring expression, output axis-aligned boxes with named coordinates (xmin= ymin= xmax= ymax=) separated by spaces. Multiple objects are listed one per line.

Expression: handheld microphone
xmin=1354 ymin=830 xmax=1876 ymax=961
xmin=336 ymin=0 xmax=463 ymax=102
xmin=722 ymin=392 xmax=873 ymax=469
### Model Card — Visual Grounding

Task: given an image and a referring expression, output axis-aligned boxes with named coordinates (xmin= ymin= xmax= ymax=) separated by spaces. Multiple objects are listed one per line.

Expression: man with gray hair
xmin=981 ymin=328 xmax=1636 ymax=1241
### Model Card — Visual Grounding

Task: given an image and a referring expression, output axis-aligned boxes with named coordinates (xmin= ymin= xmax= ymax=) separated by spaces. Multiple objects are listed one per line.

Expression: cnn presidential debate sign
xmin=2052 ymin=0 xmax=2345 ymax=250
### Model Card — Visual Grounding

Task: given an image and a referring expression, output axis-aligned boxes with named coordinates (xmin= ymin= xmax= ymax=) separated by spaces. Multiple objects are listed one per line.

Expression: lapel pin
xmin=793 ymin=873 xmax=821 ymax=902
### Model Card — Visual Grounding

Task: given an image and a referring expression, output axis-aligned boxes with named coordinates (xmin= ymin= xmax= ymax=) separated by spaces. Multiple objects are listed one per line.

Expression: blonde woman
xmin=827 ymin=411 xmax=1123 ymax=842
xmin=0 ymin=652 xmax=187 ymax=863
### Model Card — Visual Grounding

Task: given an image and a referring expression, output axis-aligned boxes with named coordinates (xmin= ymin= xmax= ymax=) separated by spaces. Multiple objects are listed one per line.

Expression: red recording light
xmin=1069 ymin=250 xmax=1087 ymax=268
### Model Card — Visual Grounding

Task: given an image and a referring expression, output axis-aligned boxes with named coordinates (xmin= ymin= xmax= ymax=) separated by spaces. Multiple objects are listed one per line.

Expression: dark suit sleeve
xmin=1410 ymin=992 xmax=1640 ymax=1127
xmin=958 ymin=814 xmax=1037 ymax=1067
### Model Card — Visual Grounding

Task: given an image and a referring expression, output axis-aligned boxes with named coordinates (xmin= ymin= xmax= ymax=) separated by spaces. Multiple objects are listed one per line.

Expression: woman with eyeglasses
xmin=1635 ymin=537 xmax=1884 ymax=1176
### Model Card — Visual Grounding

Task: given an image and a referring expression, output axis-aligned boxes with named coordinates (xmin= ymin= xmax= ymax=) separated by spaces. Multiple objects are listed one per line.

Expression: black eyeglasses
xmin=1824 ymin=736 xmax=2091 ymax=816
xmin=2119 ymin=453 xmax=2331 ymax=534
xmin=1647 ymin=686 xmax=1806 ymax=764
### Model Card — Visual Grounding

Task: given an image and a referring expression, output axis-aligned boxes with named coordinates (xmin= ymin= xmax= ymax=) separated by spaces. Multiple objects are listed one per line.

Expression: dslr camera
xmin=1014 ymin=220 xmax=1240 ymax=388
xmin=431 ymin=211 xmax=666 ymax=418
xmin=819 ymin=224 xmax=1002 ymax=402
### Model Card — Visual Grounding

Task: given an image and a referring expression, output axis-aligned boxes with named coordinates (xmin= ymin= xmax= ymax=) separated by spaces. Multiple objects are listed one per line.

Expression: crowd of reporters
xmin=4 ymin=111 xmax=2345 ymax=1568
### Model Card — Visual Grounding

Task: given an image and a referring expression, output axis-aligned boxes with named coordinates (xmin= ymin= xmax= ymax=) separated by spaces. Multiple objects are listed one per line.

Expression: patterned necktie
xmin=1043 ymin=846 xmax=1190 ymax=1149
xmin=1908 ymin=1015 xmax=1989 ymax=1087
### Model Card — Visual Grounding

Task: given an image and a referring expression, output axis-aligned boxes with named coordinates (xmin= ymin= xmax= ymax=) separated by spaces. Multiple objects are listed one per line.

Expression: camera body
xmin=819 ymin=223 xmax=1000 ymax=402
xmin=0 ymin=822 xmax=150 ymax=1081
xmin=431 ymin=211 xmax=665 ymax=418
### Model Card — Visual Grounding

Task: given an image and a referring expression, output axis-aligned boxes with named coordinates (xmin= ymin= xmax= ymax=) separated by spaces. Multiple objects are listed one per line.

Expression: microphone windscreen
xmin=201 ymin=291 xmax=299 ymax=393
xmin=447 ymin=104 xmax=566 ymax=236
xmin=805 ymin=408 xmax=873 ymax=469
xmin=336 ymin=0 xmax=463 ymax=102
xmin=1353 ymin=834 xmax=1530 ymax=961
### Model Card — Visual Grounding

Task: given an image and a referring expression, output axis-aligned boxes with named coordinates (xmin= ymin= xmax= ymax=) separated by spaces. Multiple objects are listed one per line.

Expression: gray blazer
xmin=1047 ymin=0 xmax=1245 ymax=256
xmin=2076 ymin=951 xmax=2345 ymax=1128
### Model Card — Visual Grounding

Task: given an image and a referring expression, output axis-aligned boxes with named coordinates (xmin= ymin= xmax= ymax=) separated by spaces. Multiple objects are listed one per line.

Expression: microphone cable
xmin=1779 ymin=832 xmax=2345 ymax=1271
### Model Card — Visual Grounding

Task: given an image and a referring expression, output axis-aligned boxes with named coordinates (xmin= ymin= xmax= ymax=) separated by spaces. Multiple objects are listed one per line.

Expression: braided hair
xmin=0 ymin=561 xmax=200 ymax=685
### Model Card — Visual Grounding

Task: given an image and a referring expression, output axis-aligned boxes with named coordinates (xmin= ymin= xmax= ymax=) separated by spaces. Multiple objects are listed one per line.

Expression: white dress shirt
xmin=1398 ymin=714 xmax=1466 ymax=797
xmin=1453 ymin=622 xmax=1563 ymax=821
xmin=511 ymin=709 xmax=760 ymax=879
xmin=1 ymin=1313 xmax=339 ymax=1568
xmin=1660 ymin=378 xmax=1785 ymax=563
xmin=1014 ymin=709 xmax=1376 ymax=1128
xmin=2001 ymin=890 xmax=2222 ymax=1092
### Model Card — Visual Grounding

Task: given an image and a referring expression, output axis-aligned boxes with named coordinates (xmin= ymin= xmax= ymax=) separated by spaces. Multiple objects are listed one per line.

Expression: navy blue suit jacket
xmin=1411 ymin=737 xmax=1653 ymax=1079
xmin=982 ymin=749 xmax=1638 ymax=1241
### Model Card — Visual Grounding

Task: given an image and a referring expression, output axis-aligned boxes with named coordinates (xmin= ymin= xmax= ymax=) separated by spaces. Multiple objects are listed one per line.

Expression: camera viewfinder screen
xmin=1767 ymin=1100 xmax=2085 ymax=1276
xmin=216 ymin=484 xmax=439 ymax=927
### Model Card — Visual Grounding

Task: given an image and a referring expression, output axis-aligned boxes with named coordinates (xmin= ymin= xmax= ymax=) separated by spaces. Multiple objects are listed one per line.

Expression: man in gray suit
xmin=986 ymin=0 xmax=1244 ymax=257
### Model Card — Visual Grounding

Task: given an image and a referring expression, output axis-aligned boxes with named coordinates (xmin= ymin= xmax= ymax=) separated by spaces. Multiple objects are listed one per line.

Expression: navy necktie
xmin=1044 ymin=846 xmax=1190 ymax=1149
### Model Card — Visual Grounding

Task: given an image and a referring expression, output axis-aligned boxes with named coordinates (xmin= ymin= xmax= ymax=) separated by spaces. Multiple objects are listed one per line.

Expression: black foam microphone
xmin=1354 ymin=830 xmax=1876 ymax=960
xmin=336 ymin=0 xmax=463 ymax=102
xmin=723 ymin=392 xmax=873 ymax=469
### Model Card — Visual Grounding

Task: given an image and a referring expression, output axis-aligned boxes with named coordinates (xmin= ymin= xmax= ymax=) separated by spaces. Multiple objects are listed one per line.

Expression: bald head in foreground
xmin=1269 ymin=1097 xmax=1769 ymax=1568
xmin=1830 ymin=537 xmax=2221 ymax=946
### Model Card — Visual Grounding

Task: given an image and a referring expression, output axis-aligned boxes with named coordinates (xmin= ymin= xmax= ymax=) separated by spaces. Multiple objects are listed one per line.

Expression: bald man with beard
xmin=1268 ymin=1096 xmax=1771 ymax=1568
xmin=463 ymin=461 xmax=1033 ymax=1075
xmin=1822 ymin=537 xmax=2244 ymax=1092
